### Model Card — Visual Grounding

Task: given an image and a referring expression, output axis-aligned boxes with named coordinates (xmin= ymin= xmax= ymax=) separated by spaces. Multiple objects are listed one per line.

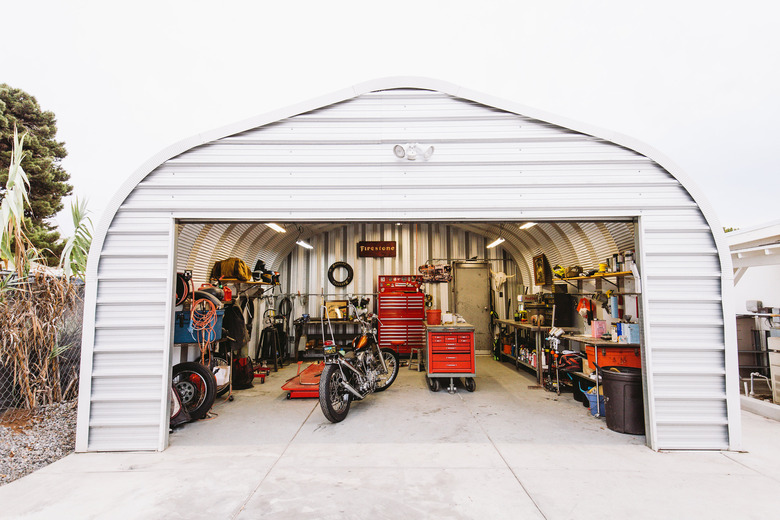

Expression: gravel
xmin=0 ymin=400 xmax=78 ymax=486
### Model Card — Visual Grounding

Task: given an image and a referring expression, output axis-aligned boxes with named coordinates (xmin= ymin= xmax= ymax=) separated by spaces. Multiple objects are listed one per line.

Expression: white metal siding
xmin=79 ymin=85 xmax=733 ymax=452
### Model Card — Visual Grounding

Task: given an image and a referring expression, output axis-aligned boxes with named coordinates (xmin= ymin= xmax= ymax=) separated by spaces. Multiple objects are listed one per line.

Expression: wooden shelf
xmin=564 ymin=333 xmax=639 ymax=348
xmin=218 ymin=278 xmax=277 ymax=286
xmin=554 ymin=271 xmax=633 ymax=282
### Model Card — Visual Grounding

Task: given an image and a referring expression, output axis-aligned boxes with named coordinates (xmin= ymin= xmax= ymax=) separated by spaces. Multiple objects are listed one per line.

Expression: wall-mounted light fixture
xmin=519 ymin=222 xmax=537 ymax=230
xmin=266 ymin=223 xmax=286 ymax=233
xmin=393 ymin=143 xmax=434 ymax=161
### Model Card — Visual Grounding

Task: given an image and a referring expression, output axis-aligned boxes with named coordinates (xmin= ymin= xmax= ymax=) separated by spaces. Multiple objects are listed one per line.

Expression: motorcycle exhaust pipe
xmin=340 ymin=380 xmax=365 ymax=400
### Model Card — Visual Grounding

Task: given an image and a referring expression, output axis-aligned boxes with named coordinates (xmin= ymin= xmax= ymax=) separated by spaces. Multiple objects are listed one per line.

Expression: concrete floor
xmin=1 ymin=356 xmax=779 ymax=519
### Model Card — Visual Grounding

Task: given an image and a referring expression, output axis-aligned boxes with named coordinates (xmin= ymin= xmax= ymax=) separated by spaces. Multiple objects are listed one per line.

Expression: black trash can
xmin=601 ymin=366 xmax=645 ymax=434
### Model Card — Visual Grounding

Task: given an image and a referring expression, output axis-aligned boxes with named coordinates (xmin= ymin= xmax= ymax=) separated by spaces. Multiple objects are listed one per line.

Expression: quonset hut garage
xmin=75 ymin=77 xmax=740 ymax=452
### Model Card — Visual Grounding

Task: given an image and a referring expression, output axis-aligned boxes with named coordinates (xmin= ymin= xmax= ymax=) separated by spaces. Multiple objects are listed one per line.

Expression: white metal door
xmin=452 ymin=261 xmax=491 ymax=353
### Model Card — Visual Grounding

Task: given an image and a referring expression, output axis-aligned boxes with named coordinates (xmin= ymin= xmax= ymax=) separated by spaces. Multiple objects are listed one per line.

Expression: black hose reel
xmin=328 ymin=261 xmax=353 ymax=287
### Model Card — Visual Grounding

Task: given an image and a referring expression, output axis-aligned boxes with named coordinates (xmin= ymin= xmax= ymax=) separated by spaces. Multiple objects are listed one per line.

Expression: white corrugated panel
xmin=80 ymin=84 xmax=733 ymax=452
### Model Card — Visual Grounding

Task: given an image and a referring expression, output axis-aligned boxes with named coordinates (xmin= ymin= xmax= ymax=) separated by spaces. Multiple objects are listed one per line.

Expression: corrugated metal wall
xmin=78 ymin=85 xmax=733 ymax=452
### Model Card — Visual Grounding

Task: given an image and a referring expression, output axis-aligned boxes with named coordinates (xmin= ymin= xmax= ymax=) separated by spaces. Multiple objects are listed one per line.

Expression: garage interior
xmin=171 ymin=218 xmax=646 ymax=441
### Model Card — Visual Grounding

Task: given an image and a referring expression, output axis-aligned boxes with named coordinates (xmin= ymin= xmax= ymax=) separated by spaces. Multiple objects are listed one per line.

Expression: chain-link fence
xmin=0 ymin=279 xmax=83 ymax=422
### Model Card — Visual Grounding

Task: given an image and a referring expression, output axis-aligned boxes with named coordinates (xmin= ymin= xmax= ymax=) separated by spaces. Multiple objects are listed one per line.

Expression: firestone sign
xmin=357 ymin=241 xmax=397 ymax=258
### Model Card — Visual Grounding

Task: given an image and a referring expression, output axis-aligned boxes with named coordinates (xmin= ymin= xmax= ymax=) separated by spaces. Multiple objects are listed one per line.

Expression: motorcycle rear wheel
xmin=319 ymin=364 xmax=352 ymax=423
xmin=374 ymin=348 xmax=399 ymax=392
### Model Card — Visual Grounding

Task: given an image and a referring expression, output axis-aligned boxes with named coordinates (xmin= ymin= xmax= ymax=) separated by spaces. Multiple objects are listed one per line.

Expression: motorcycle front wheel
xmin=374 ymin=348 xmax=400 ymax=392
xmin=319 ymin=364 xmax=352 ymax=423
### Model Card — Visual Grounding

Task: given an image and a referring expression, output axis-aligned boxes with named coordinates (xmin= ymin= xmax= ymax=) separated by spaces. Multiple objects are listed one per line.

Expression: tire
xmin=464 ymin=378 xmax=476 ymax=392
xmin=327 ymin=261 xmax=353 ymax=287
xmin=172 ymin=362 xmax=216 ymax=420
xmin=319 ymin=363 xmax=352 ymax=423
xmin=426 ymin=376 xmax=440 ymax=392
xmin=374 ymin=348 xmax=400 ymax=392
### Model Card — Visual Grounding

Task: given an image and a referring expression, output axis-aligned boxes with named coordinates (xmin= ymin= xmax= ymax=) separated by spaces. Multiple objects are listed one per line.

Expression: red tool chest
xmin=427 ymin=329 xmax=475 ymax=373
xmin=377 ymin=276 xmax=424 ymax=356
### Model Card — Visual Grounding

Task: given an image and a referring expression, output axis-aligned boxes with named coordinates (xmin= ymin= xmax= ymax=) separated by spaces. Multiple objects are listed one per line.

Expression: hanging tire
xmin=172 ymin=362 xmax=216 ymax=420
xmin=374 ymin=348 xmax=400 ymax=392
xmin=327 ymin=261 xmax=353 ymax=287
xmin=319 ymin=364 xmax=352 ymax=423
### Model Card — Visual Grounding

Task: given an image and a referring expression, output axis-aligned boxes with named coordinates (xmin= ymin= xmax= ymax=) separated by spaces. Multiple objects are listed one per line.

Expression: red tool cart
xmin=425 ymin=323 xmax=476 ymax=393
xmin=377 ymin=275 xmax=425 ymax=356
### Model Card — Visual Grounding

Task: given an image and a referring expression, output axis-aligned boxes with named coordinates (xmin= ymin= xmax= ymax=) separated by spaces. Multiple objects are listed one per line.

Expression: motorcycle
xmin=319 ymin=296 xmax=400 ymax=423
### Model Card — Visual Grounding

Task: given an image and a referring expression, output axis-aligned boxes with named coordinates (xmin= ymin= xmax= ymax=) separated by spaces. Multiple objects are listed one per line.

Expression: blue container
xmin=173 ymin=309 xmax=224 ymax=343
xmin=586 ymin=391 xmax=606 ymax=417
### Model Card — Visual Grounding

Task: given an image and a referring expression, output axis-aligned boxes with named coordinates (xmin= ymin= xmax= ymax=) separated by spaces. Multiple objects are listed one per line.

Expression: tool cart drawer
xmin=429 ymin=353 xmax=474 ymax=372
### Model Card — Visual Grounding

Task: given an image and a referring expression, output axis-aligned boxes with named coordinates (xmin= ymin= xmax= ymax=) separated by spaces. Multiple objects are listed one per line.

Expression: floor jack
xmin=281 ymin=361 xmax=324 ymax=399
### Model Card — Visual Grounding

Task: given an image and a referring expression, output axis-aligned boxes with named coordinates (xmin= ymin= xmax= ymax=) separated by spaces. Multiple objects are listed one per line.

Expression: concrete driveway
xmin=1 ymin=357 xmax=778 ymax=519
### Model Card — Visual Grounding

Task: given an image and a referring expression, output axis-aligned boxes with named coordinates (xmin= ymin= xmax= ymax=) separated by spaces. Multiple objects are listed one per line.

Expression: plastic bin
xmin=173 ymin=309 xmax=224 ymax=343
xmin=601 ymin=366 xmax=645 ymax=434
xmin=426 ymin=309 xmax=442 ymax=325
xmin=579 ymin=383 xmax=605 ymax=417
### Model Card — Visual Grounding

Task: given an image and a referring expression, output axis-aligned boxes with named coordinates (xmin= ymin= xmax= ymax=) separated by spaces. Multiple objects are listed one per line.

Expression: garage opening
xmin=170 ymin=218 xmax=645 ymax=441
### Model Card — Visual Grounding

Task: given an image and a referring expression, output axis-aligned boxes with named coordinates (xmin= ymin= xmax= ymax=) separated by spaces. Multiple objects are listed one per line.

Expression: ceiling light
xmin=296 ymin=239 xmax=314 ymax=249
xmin=519 ymin=222 xmax=537 ymax=230
xmin=266 ymin=223 xmax=286 ymax=233
xmin=487 ymin=237 xmax=506 ymax=249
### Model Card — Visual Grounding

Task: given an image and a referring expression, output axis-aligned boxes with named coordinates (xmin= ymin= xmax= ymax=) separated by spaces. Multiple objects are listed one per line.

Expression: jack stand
xmin=447 ymin=377 xmax=457 ymax=394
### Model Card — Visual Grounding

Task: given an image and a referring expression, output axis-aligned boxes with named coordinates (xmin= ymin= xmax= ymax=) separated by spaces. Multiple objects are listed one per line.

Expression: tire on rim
xmin=319 ymin=363 xmax=352 ymax=423
xmin=172 ymin=362 xmax=216 ymax=420
xmin=374 ymin=348 xmax=399 ymax=392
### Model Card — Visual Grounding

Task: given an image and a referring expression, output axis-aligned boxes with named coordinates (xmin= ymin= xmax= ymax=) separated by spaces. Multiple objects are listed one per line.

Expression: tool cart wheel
xmin=426 ymin=376 xmax=440 ymax=392
xmin=464 ymin=378 xmax=476 ymax=392
xmin=286 ymin=392 xmax=291 ymax=399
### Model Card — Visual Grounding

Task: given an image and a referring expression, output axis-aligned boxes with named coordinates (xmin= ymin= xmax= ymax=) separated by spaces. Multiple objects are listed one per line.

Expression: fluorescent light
xmin=519 ymin=222 xmax=537 ymax=230
xmin=296 ymin=239 xmax=314 ymax=249
xmin=266 ymin=223 xmax=286 ymax=233
xmin=487 ymin=237 xmax=506 ymax=249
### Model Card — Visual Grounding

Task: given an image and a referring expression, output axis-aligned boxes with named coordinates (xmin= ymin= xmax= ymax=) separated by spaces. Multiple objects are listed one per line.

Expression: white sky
xmin=5 ymin=0 xmax=779 ymax=236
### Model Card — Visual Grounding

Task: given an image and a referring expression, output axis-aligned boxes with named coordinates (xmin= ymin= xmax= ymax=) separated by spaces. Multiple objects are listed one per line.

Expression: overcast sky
xmin=5 ymin=1 xmax=779 ymax=236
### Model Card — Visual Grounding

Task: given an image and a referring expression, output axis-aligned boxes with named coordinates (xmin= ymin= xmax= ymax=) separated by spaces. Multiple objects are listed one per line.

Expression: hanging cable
xmin=191 ymin=297 xmax=217 ymax=365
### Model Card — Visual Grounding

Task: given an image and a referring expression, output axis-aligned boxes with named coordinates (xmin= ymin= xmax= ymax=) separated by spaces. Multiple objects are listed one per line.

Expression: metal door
xmin=451 ymin=261 xmax=491 ymax=353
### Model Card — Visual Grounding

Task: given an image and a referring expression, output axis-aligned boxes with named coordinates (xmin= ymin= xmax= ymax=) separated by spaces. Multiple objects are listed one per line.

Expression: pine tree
xmin=0 ymin=84 xmax=72 ymax=263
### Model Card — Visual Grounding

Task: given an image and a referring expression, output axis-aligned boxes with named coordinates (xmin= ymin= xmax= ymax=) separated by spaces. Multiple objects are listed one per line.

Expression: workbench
xmin=495 ymin=319 xmax=578 ymax=385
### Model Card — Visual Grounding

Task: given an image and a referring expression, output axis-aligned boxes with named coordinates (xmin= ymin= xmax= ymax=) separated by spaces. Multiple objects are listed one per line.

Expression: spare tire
xmin=328 ymin=261 xmax=353 ymax=287
xmin=194 ymin=290 xmax=223 ymax=309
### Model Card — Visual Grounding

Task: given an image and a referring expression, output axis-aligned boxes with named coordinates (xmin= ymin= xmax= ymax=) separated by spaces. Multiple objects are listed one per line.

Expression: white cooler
xmin=769 ymin=337 xmax=780 ymax=404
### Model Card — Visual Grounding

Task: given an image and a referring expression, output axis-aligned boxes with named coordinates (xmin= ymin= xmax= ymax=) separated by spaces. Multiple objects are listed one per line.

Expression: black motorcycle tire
xmin=172 ymin=362 xmax=216 ymax=420
xmin=319 ymin=364 xmax=352 ymax=423
xmin=374 ymin=348 xmax=400 ymax=392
